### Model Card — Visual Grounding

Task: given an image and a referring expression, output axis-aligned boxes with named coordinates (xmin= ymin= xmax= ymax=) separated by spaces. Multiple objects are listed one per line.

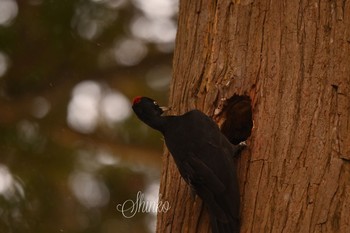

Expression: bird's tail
xmin=210 ymin=214 xmax=240 ymax=233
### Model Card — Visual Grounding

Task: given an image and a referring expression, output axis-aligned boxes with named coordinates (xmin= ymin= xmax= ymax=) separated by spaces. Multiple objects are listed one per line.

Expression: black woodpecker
xmin=132 ymin=96 xmax=243 ymax=233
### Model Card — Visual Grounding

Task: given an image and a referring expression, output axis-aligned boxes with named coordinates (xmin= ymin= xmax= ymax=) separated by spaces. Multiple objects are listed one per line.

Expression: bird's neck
xmin=143 ymin=115 xmax=167 ymax=132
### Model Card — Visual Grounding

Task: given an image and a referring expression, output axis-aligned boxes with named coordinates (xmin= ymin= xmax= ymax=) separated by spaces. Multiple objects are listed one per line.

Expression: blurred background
xmin=0 ymin=0 xmax=178 ymax=232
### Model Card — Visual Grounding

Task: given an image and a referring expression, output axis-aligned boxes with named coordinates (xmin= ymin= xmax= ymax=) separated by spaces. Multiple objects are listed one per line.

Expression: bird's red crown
xmin=132 ymin=96 xmax=142 ymax=105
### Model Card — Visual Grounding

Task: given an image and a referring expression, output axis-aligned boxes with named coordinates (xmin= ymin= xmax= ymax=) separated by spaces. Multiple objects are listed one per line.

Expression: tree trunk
xmin=157 ymin=0 xmax=350 ymax=232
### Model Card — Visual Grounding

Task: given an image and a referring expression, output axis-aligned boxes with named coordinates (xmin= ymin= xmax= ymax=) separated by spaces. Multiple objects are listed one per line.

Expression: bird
xmin=132 ymin=96 xmax=243 ymax=233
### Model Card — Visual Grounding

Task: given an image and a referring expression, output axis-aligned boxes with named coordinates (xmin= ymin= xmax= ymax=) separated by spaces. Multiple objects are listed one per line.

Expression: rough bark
xmin=157 ymin=0 xmax=350 ymax=232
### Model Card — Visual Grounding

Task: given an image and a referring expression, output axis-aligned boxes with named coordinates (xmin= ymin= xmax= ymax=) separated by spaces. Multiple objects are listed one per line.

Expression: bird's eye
xmin=153 ymin=101 xmax=158 ymax=106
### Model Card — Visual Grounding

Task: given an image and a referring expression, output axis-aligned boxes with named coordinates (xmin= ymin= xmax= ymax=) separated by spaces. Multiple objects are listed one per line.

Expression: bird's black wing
xmin=180 ymin=154 xmax=228 ymax=220
xmin=178 ymin=147 xmax=240 ymax=233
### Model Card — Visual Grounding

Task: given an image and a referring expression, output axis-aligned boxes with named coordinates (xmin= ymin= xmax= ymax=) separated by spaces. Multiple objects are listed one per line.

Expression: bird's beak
xmin=160 ymin=106 xmax=170 ymax=112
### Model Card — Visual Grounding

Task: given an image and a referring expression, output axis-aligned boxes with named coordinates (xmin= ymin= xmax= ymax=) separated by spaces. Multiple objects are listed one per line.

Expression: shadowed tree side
xmin=157 ymin=0 xmax=350 ymax=232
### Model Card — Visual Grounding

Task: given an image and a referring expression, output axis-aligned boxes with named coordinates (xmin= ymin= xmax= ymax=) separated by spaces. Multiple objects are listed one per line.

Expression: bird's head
xmin=132 ymin=96 xmax=169 ymax=130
